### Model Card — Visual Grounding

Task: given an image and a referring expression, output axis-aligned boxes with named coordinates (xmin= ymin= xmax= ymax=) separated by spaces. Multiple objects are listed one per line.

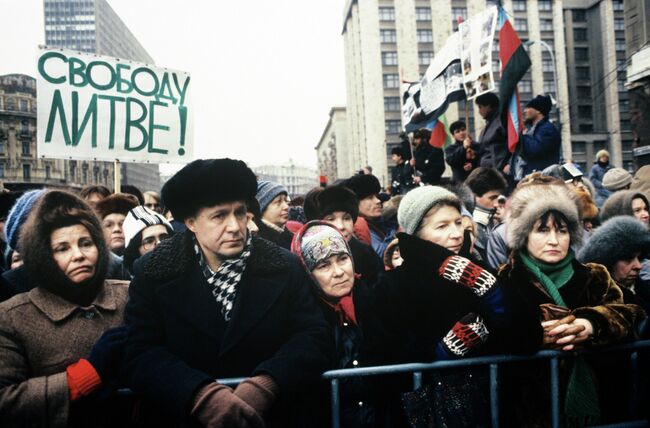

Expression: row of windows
xmin=513 ymin=0 xmax=552 ymax=11
xmin=380 ymin=29 xmax=433 ymax=44
xmin=1 ymin=98 xmax=31 ymax=112
xmin=382 ymin=51 xmax=434 ymax=66
xmin=378 ymin=6 xmax=432 ymax=21
xmin=514 ymin=19 xmax=552 ymax=33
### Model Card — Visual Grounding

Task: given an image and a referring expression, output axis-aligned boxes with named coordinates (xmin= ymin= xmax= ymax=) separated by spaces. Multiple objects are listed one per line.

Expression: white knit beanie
xmin=123 ymin=206 xmax=173 ymax=248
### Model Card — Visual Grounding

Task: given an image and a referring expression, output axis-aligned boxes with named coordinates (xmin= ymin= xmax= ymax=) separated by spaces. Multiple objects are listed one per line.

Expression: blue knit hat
xmin=5 ymin=189 xmax=46 ymax=251
xmin=256 ymin=181 xmax=288 ymax=214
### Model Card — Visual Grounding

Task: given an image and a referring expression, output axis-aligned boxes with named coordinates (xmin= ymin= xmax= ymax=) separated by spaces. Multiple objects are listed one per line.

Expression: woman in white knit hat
xmin=122 ymin=206 xmax=174 ymax=276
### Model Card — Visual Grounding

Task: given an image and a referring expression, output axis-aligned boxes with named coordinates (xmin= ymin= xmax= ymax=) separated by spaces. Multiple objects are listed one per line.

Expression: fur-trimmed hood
xmin=578 ymin=216 xmax=650 ymax=269
xmin=506 ymin=182 xmax=581 ymax=251
xmin=600 ymin=190 xmax=649 ymax=223
xmin=141 ymin=230 xmax=290 ymax=282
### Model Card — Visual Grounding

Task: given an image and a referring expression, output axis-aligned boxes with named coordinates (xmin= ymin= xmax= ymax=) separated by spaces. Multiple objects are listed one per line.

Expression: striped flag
xmin=497 ymin=7 xmax=531 ymax=153
xmin=415 ymin=114 xmax=452 ymax=149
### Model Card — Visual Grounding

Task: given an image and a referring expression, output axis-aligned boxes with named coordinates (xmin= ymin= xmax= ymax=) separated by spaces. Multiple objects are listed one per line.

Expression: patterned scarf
xmin=194 ymin=234 xmax=252 ymax=322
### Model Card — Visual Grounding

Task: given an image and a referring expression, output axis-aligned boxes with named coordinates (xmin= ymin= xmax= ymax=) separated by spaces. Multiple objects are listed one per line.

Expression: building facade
xmin=43 ymin=0 xmax=161 ymax=192
xmin=253 ymin=161 xmax=318 ymax=198
xmin=342 ymin=0 xmax=634 ymax=182
xmin=316 ymin=107 xmax=353 ymax=183
xmin=0 ymin=74 xmax=114 ymax=191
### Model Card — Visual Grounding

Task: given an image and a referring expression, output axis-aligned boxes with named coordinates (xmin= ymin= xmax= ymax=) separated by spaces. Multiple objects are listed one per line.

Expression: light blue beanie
xmin=5 ymin=189 xmax=46 ymax=251
xmin=256 ymin=181 xmax=288 ymax=214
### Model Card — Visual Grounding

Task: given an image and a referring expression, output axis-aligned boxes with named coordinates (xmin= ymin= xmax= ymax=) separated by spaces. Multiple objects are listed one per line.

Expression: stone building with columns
xmin=315 ymin=107 xmax=352 ymax=183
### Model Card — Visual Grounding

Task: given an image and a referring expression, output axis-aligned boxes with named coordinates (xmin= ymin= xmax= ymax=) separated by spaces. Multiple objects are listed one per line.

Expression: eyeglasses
xmin=141 ymin=233 xmax=170 ymax=250
xmin=145 ymin=203 xmax=161 ymax=210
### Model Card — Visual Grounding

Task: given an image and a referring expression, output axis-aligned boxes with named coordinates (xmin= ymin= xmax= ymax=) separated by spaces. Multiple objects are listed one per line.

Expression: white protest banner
xmin=419 ymin=32 xmax=464 ymax=117
xmin=37 ymin=47 xmax=193 ymax=163
xmin=459 ymin=5 xmax=498 ymax=100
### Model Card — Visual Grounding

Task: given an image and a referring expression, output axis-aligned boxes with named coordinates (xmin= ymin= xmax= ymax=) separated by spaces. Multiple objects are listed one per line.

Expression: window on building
xmin=451 ymin=7 xmax=467 ymax=21
xmin=614 ymin=18 xmax=625 ymax=31
xmin=620 ymin=100 xmax=629 ymax=112
xmin=574 ymin=48 xmax=589 ymax=61
xmin=385 ymin=120 xmax=401 ymax=135
xmin=579 ymin=124 xmax=594 ymax=132
xmin=6 ymin=98 xmax=15 ymax=111
xmin=538 ymin=1 xmax=552 ymax=11
xmin=618 ymin=79 xmax=626 ymax=91
xmin=519 ymin=79 xmax=532 ymax=93
xmin=542 ymin=39 xmax=554 ymax=50
xmin=417 ymin=29 xmax=433 ymax=43
xmin=384 ymin=97 xmax=401 ymax=111
xmin=577 ymin=86 xmax=591 ymax=98
xmin=19 ymin=100 xmax=28 ymax=112
xmin=542 ymin=59 xmax=554 ymax=72
xmin=382 ymin=51 xmax=398 ymax=66
xmin=514 ymin=19 xmax=528 ymax=32
xmin=578 ymin=105 xmax=592 ymax=119
xmin=615 ymin=39 xmax=626 ymax=52
xmin=574 ymin=28 xmax=587 ymax=41
xmin=415 ymin=7 xmax=432 ymax=21
xmin=383 ymin=73 xmax=400 ymax=89
xmin=613 ymin=1 xmax=623 ymax=11
xmin=378 ymin=7 xmax=395 ymax=21
xmin=540 ymin=19 xmax=553 ymax=32
xmin=23 ymin=164 xmax=30 ymax=180
xmin=418 ymin=51 xmax=434 ymax=66
xmin=513 ymin=1 xmax=526 ymax=11
xmin=21 ymin=141 xmax=30 ymax=156
xmin=617 ymin=59 xmax=627 ymax=69
xmin=573 ymin=10 xmax=586 ymax=22
xmin=543 ymin=80 xmax=556 ymax=94
xmin=380 ymin=29 xmax=396 ymax=43
xmin=0 ymin=163 xmax=4 ymax=178
xmin=46 ymin=165 xmax=51 ymax=180
xmin=493 ymin=59 xmax=500 ymax=73
xmin=576 ymin=66 xmax=590 ymax=79
xmin=20 ymin=120 xmax=29 ymax=133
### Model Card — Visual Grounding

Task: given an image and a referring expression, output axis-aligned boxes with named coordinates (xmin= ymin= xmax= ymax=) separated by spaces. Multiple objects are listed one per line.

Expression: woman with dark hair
xmin=79 ymin=185 xmax=111 ymax=209
xmin=497 ymin=176 xmax=645 ymax=426
xmin=600 ymin=189 xmax=649 ymax=227
xmin=0 ymin=190 xmax=130 ymax=427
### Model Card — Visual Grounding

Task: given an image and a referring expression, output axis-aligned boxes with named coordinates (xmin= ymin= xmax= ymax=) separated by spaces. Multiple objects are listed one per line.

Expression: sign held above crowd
xmin=36 ymin=47 xmax=193 ymax=164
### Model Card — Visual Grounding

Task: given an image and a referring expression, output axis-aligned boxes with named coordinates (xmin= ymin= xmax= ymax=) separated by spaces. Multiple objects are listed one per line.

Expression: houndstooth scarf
xmin=194 ymin=234 xmax=252 ymax=322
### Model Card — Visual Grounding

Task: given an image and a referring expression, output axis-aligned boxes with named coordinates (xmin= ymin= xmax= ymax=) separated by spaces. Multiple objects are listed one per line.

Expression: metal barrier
xmin=320 ymin=340 xmax=650 ymax=428
xmin=118 ymin=340 xmax=650 ymax=427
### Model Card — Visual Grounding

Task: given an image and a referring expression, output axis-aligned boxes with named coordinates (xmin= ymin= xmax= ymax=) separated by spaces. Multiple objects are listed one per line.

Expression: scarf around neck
xmin=520 ymin=250 xmax=575 ymax=304
xmin=194 ymin=233 xmax=252 ymax=322
xmin=322 ymin=293 xmax=357 ymax=327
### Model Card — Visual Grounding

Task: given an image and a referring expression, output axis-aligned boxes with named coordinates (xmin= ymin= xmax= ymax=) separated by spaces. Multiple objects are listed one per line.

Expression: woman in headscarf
xmin=0 ymin=190 xmax=130 ymax=427
xmin=497 ymin=174 xmax=645 ymax=426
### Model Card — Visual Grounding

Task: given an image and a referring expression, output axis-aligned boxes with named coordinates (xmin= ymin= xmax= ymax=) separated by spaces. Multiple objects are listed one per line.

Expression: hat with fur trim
xmin=600 ymin=190 xmax=650 ymax=223
xmin=94 ymin=193 xmax=138 ymax=220
xmin=578 ymin=217 xmax=650 ymax=270
xmin=345 ymin=174 xmax=381 ymax=200
xmin=398 ymin=186 xmax=460 ymax=235
xmin=506 ymin=182 xmax=582 ymax=251
xmin=162 ymin=158 xmax=258 ymax=221
xmin=304 ymin=185 xmax=359 ymax=222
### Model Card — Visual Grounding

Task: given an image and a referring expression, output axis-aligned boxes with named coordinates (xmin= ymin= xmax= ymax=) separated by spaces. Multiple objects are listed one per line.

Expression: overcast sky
xmin=0 ymin=0 xmax=347 ymax=171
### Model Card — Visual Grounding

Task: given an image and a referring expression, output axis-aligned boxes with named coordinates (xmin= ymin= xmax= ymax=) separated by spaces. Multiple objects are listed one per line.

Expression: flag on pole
xmin=414 ymin=114 xmax=452 ymax=149
xmin=497 ymin=6 xmax=531 ymax=153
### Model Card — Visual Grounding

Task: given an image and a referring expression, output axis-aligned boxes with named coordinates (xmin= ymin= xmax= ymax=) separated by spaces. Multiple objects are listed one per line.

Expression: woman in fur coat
xmin=0 ymin=190 xmax=130 ymax=427
xmin=497 ymin=174 xmax=646 ymax=426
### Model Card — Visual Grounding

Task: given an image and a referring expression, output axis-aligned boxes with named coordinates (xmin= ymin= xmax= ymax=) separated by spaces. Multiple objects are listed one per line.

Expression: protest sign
xmin=459 ymin=5 xmax=498 ymax=100
xmin=36 ymin=47 xmax=193 ymax=163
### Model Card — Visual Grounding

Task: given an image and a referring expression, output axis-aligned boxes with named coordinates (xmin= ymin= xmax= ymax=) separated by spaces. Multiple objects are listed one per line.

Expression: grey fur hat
xmin=578 ymin=216 xmax=650 ymax=269
xmin=600 ymin=190 xmax=649 ymax=223
xmin=506 ymin=182 xmax=582 ymax=251
xmin=398 ymin=186 xmax=460 ymax=235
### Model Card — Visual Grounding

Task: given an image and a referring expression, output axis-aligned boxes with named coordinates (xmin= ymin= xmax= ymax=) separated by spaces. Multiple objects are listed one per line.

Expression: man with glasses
xmin=122 ymin=205 xmax=174 ymax=276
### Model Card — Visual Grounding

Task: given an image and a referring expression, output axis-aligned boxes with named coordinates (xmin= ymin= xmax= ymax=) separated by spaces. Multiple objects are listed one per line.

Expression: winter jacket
xmin=348 ymin=237 xmax=384 ymax=286
xmin=413 ymin=143 xmax=445 ymax=185
xmin=497 ymin=256 xmax=646 ymax=426
xmin=445 ymin=140 xmax=481 ymax=182
xmin=123 ymin=232 xmax=333 ymax=427
xmin=366 ymin=218 xmax=396 ymax=259
xmin=519 ymin=118 xmax=561 ymax=176
xmin=255 ymin=218 xmax=294 ymax=250
xmin=0 ymin=281 xmax=129 ymax=428
xmin=390 ymin=162 xmax=415 ymax=195
xmin=589 ymin=162 xmax=614 ymax=207
xmin=486 ymin=222 xmax=509 ymax=270
xmin=478 ymin=110 xmax=510 ymax=171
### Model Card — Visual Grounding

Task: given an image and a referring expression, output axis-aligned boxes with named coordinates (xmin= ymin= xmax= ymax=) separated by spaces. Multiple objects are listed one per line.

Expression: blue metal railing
xmin=118 ymin=340 xmax=650 ymax=427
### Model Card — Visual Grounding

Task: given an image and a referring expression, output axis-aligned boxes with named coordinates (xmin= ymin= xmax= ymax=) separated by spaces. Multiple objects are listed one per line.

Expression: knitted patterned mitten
xmin=438 ymin=255 xmax=497 ymax=297
xmin=435 ymin=313 xmax=489 ymax=359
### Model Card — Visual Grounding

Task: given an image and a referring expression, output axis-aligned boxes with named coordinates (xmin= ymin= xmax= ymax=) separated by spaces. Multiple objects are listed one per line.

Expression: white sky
xmin=0 ymin=0 xmax=347 ymax=172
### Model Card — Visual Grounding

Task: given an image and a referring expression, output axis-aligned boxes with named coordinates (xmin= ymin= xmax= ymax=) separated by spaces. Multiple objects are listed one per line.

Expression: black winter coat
xmin=348 ymin=237 xmax=384 ymax=286
xmin=123 ymin=232 xmax=333 ymax=427
xmin=413 ymin=144 xmax=445 ymax=185
xmin=445 ymin=140 xmax=481 ymax=182
xmin=390 ymin=162 xmax=415 ymax=194
xmin=479 ymin=110 xmax=510 ymax=171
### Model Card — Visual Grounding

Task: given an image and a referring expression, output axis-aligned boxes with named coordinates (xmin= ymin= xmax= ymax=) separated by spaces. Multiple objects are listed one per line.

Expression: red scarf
xmin=322 ymin=294 xmax=358 ymax=326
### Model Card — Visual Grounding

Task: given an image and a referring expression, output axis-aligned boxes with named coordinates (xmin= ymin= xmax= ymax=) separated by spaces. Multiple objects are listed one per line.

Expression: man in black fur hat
xmin=124 ymin=158 xmax=332 ymax=427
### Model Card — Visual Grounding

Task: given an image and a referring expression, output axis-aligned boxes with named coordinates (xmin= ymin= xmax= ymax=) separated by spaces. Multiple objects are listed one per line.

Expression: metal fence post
xmin=550 ymin=357 xmax=560 ymax=428
xmin=412 ymin=371 xmax=423 ymax=390
xmin=490 ymin=363 xmax=499 ymax=428
xmin=331 ymin=378 xmax=340 ymax=428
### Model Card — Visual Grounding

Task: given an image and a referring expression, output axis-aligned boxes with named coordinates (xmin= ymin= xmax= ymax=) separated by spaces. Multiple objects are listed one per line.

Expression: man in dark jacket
xmin=445 ymin=120 xmax=481 ymax=182
xmin=588 ymin=149 xmax=614 ymax=207
xmin=476 ymin=93 xmax=510 ymax=174
xmin=410 ymin=128 xmax=445 ymax=185
xmin=123 ymin=159 xmax=332 ymax=427
xmin=390 ymin=147 xmax=415 ymax=195
xmin=517 ymin=94 xmax=561 ymax=178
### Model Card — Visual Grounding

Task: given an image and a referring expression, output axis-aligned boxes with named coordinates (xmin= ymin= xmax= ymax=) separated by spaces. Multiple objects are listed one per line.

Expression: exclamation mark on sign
xmin=178 ymin=106 xmax=187 ymax=156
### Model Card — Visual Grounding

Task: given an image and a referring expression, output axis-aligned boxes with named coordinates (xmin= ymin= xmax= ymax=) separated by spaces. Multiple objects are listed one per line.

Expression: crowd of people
xmin=0 ymin=92 xmax=648 ymax=428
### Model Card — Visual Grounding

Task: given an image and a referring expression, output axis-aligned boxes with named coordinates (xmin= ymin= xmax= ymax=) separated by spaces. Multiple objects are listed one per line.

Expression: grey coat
xmin=0 ymin=281 xmax=129 ymax=428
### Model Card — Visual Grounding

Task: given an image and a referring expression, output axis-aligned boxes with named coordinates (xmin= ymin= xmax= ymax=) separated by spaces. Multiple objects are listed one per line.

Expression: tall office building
xmin=43 ymin=0 xmax=161 ymax=191
xmin=341 ymin=0 xmax=638 ymax=183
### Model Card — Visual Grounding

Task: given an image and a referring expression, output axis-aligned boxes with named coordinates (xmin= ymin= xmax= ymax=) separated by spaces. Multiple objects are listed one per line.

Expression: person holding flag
xmin=409 ymin=128 xmax=446 ymax=185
